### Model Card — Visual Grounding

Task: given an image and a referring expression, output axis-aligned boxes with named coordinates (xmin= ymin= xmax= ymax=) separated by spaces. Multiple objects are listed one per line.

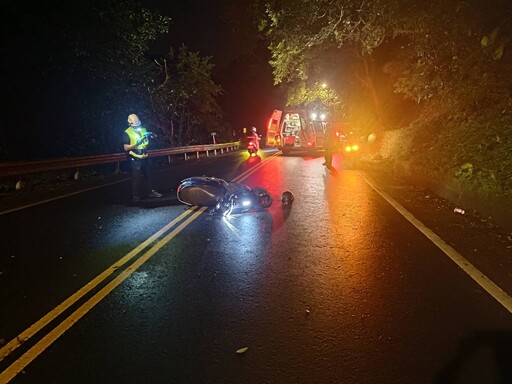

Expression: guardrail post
xmin=114 ymin=162 xmax=120 ymax=175
xmin=196 ymin=151 xmax=199 ymax=159
xmin=74 ymin=169 xmax=80 ymax=180
xmin=184 ymin=153 xmax=188 ymax=161
xmin=214 ymin=149 xmax=217 ymax=156
xmin=206 ymin=150 xmax=209 ymax=157
xmin=221 ymin=148 xmax=224 ymax=154
xmin=16 ymin=180 xmax=24 ymax=191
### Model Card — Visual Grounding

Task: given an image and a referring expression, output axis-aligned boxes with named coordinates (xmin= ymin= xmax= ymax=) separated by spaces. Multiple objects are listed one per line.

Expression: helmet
xmin=127 ymin=114 xmax=141 ymax=127
xmin=281 ymin=190 xmax=294 ymax=205
xmin=251 ymin=127 xmax=257 ymax=133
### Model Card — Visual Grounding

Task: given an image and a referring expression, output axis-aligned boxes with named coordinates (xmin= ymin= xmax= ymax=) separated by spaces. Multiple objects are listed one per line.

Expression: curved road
xmin=1 ymin=149 xmax=511 ymax=383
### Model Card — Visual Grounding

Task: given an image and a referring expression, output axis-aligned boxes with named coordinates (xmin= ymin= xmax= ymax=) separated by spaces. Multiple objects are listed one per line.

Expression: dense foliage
xmin=150 ymin=45 xmax=224 ymax=147
xmin=245 ymin=0 xmax=512 ymax=198
xmin=252 ymin=0 xmax=512 ymax=133
xmin=1 ymin=0 xmax=226 ymax=160
xmin=3 ymin=0 xmax=512 ymax=204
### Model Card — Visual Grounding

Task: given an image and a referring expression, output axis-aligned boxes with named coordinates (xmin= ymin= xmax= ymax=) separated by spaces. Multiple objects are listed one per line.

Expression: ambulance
xmin=267 ymin=109 xmax=328 ymax=155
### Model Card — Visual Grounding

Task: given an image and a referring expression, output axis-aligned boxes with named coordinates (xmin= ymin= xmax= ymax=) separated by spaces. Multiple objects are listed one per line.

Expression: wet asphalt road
xmin=1 ymin=149 xmax=511 ymax=384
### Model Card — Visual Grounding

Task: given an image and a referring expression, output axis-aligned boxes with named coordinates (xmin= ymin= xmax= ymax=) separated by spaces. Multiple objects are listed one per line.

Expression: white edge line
xmin=1 ymin=150 xmax=281 ymax=216
xmin=362 ymin=172 xmax=512 ymax=314
xmin=0 ymin=151 xmax=278 ymax=368
xmin=0 ymin=178 xmax=131 ymax=216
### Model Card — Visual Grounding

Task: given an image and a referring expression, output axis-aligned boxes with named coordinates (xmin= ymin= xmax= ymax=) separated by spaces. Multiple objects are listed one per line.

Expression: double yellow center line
xmin=0 ymin=206 xmax=206 ymax=383
xmin=0 ymin=150 xmax=281 ymax=383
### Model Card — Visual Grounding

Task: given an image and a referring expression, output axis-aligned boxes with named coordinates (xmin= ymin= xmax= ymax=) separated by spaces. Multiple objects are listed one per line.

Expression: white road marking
xmin=363 ymin=173 xmax=512 ymax=314
xmin=0 ymin=178 xmax=131 ymax=216
xmin=0 ymin=153 xmax=281 ymax=382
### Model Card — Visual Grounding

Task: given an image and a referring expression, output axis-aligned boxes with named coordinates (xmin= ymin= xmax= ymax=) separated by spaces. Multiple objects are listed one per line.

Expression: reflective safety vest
xmin=125 ymin=126 xmax=149 ymax=157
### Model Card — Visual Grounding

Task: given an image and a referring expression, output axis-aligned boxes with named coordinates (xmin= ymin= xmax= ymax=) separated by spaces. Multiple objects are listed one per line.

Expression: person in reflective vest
xmin=123 ymin=114 xmax=162 ymax=203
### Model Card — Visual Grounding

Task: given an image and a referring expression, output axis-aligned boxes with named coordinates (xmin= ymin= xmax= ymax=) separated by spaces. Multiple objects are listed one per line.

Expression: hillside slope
xmin=372 ymin=109 xmax=512 ymax=231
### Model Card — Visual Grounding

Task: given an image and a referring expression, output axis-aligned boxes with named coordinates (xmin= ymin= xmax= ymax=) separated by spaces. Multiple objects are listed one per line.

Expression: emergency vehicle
xmin=267 ymin=109 xmax=328 ymax=155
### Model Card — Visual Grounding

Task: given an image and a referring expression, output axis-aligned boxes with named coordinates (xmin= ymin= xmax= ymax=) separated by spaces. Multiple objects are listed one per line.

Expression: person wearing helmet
xmin=247 ymin=126 xmax=260 ymax=151
xmin=123 ymin=114 xmax=162 ymax=203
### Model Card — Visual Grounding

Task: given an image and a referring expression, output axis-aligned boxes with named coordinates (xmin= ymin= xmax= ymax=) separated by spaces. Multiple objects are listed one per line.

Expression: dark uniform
xmin=323 ymin=123 xmax=335 ymax=169
xmin=123 ymin=119 xmax=162 ymax=203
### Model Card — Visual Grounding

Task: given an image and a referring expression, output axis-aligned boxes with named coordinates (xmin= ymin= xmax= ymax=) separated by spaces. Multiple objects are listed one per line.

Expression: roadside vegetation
xmin=2 ymin=0 xmax=512 ymax=215
xmin=2 ymin=0 xmax=225 ymax=161
xmin=225 ymin=0 xmax=512 ymax=210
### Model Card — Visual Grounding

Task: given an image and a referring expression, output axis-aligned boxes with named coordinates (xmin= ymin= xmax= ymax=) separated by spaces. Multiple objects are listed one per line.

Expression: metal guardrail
xmin=0 ymin=141 xmax=241 ymax=178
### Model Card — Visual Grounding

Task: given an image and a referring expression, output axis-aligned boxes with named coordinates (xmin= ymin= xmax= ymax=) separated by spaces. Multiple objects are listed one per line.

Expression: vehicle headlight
xmin=344 ymin=144 xmax=359 ymax=152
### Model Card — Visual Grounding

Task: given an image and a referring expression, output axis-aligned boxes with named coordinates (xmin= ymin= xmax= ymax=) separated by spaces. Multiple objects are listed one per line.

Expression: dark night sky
xmin=143 ymin=0 xmax=283 ymax=132
xmin=1 ymin=0 xmax=284 ymax=154
xmin=144 ymin=0 xmax=257 ymax=70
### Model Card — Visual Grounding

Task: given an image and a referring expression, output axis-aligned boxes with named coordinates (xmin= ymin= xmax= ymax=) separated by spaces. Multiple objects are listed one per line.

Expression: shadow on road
xmin=434 ymin=330 xmax=512 ymax=383
xmin=138 ymin=194 xmax=181 ymax=208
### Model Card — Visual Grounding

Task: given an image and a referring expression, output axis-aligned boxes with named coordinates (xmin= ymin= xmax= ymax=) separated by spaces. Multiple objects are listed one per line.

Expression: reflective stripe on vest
xmin=125 ymin=126 xmax=149 ymax=150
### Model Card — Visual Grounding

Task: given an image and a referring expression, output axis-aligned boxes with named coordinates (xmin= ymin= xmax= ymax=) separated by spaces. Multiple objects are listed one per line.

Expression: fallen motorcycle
xmin=177 ymin=176 xmax=272 ymax=216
